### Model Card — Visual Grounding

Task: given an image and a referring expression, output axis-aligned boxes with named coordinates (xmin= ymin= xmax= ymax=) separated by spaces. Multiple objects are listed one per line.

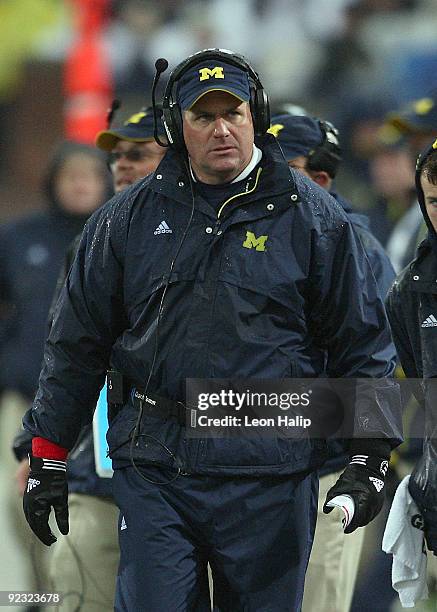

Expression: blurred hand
xmin=15 ymin=458 xmax=30 ymax=496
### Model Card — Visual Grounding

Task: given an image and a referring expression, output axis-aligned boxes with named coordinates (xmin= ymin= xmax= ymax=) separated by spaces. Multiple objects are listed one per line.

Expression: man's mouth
xmin=116 ymin=176 xmax=134 ymax=186
xmin=211 ymin=146 xmax=236 ymax=153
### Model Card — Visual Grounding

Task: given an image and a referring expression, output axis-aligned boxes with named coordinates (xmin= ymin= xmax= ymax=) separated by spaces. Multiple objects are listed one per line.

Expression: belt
xmin=131 ymin=388 xmax=188 ymax=426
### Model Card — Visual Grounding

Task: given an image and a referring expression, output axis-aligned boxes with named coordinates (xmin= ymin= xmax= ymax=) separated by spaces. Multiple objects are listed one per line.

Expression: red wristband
xmin=32 ymin=437 xmax=68 ymax=460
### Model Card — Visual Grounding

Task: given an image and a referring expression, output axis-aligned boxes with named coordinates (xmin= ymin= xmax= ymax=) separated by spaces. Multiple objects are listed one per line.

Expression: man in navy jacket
xmin=22 ymin=49 xmax=402 ymax=611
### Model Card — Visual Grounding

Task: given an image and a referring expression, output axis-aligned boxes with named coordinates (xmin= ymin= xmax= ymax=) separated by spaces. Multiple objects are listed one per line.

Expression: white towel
xmin=382 ymin=475 xmax=428 ymax=608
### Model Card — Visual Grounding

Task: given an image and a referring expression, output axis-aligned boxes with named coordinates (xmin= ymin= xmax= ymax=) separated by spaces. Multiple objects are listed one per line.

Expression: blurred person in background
xmin=270 ymin=112 xmax=396 ymax=612
xmin=381 ymin=93 xmax=437 ymax=272
xmin=330 ymin=95 xmax=416 ymax=251
xmin=366 ymin=141 xmax=416 ymax=254
xmin=0 ymin=140 xmax=110 ymax=607
xmin=13 ymin=107 xmax=167 ymax=612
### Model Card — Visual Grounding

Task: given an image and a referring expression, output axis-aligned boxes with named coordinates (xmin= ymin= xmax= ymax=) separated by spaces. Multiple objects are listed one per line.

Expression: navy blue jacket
xmin=24 ymin=136 xmax=402 ymax=476
xmin=320 ymin=191 xmax=397 ymax=476
xmin=0 ymin=210 xmax=90 ymax=399
xmin=333 ymin=192 xmax=396 ymax=302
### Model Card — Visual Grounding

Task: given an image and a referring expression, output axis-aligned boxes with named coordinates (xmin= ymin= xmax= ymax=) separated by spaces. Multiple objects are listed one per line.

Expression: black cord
xmin=129 ymin=155 xmax=196 ymax=486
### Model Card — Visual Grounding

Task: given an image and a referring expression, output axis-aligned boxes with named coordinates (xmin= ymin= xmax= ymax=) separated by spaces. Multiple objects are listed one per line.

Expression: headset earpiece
xmin=307 ymin=120 xmax=342 ymax=178
xmin=253 ymin=87 xmax=270 ymax=136
xmin=162 ymin=102 xmax=185 ymax=152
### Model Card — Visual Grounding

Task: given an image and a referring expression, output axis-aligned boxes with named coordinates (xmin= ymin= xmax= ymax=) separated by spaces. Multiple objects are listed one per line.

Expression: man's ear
xmin=309 ymin=170 xmax=331 ymax=190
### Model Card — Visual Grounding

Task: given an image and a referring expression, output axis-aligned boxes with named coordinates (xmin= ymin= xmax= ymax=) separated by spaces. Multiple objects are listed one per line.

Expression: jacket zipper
xmin=216 ymin=167 xmax=263 ymax=221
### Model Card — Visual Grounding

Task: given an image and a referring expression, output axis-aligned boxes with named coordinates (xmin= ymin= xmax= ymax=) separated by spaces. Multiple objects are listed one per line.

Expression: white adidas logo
xmin=120 ymin=516 xmax=127 ymax=531
xmin=27 ymin=478 xmax=40 ymax=493
xmin=421 ymin=314 xmax=437 ymax=328
xmin=369 ymin=476 xmax=384 ymax=492
xmin=154 ymin=221 xmax=172 ymax=235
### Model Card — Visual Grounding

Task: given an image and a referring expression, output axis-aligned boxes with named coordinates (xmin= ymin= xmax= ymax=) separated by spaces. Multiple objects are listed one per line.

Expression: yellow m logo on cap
xmin=267 ymin=124 xmax=284 ymax=138
xmin=413 ymin=97 xmax=434 ymax=115
xmin=125 ymin=111 xmax=147 ymax=125
xmin=242 ymin=231 xmax=268 ymax=251
xmin=199 ymin=67 xmax=225 ymax=81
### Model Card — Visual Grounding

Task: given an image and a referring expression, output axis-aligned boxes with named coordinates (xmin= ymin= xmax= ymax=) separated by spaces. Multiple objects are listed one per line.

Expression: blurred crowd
xmin=2 ymin=0 xmax=437 ymax=611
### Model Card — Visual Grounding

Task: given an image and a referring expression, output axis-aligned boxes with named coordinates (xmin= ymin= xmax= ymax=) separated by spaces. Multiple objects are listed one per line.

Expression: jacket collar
xmin=409 ymin=241 xmax=437 ymax=292
xmin=148 ymin=134 xmax=299 ymax=215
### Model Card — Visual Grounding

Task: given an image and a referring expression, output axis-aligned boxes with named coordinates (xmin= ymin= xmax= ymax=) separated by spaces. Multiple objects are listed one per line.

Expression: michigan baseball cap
xmin=95 ymin=107 xmax=164 ymax=151
xmin=268 ymin=114 xmax=324 ymax=160
xmin=176 ymin=60 xmax=251 ymax=111
xmin=385 ymin=95 xmax=437 ymax=134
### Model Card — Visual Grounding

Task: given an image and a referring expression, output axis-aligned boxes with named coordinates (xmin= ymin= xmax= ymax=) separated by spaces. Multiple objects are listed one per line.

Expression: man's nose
xmin=213 ymin=117 xmax=230 ymax=137
xmin=116 ymin=153 xmax=132 ymax=167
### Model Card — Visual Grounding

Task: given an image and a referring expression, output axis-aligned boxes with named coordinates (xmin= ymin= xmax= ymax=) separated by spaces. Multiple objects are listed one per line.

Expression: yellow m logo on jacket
xmin=199 ymin=67 xmax=225 ymax=81
xmin=242 ymin=231 xmax=268 ymax=251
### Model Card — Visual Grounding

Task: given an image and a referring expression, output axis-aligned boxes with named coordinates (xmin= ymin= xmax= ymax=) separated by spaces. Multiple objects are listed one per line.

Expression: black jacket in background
xmin=386 ymin=141 xmax=437 ymax=515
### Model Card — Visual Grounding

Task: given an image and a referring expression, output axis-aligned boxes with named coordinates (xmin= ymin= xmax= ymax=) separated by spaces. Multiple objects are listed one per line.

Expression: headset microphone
xmin=152 ymin=58 xmax=169 ymax=147
xmin=106 ymin=99 xmax=121 ymax=129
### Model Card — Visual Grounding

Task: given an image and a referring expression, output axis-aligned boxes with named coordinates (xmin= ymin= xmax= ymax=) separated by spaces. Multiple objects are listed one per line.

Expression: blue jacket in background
xmin=320 ymin=191 xmax=397 ymax=476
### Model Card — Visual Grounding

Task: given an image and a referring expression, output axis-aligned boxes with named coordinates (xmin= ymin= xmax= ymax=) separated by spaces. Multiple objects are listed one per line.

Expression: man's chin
xmin=116 ymin=179 xmax=134 ymax=192
xmin=211 ymin=160 xmax=243 ymax=180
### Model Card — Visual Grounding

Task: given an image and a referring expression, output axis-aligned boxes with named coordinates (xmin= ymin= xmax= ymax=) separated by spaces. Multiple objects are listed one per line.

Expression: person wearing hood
xmin=269 ymin=112 xmax=396 ymax=612
xmin=0 ymin=140 xmax=111 ymax=605
xmin=0 ymin=141 xmax=111 ymax=404
xmin=386 ymin=140 xmax=437 ymax=591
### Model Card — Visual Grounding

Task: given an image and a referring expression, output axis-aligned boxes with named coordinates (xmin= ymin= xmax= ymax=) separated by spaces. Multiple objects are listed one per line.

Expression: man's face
xmin=287 ymin=155 xmax=311 ymax=179
xmin=182 ymin=91 xmax=254 ymax=184
xmin=110 ymin=140 xmax=166 ymax=192
xmin=287 ymin=155 xmax=332 ymax=191
xmin=421 ymin=172 xmax=437 ymax=232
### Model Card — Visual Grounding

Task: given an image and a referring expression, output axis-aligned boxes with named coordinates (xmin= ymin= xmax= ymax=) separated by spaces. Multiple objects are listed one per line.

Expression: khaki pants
xmin=303 ymin=470 xmax=366 ymax=612
xmin=0 ymin=391 xmax=52 ymax=597
xmin=49 ymin=493 xmax=119 ymax=612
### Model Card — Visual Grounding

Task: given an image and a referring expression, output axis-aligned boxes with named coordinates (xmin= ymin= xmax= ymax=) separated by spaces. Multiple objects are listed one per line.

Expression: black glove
xmin=419 ymin=508 xmax=437 ymax=555
xmin=408 ymin=443 xmax=437 ymax=556
xmin=23 ymin=456 xmax=69 ymax=546
xmin=323 ymin=454 xmax=389 ymax=533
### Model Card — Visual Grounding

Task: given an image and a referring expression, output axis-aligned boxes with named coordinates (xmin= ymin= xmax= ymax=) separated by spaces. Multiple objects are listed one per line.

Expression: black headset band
xmin=306 ymin=119 xmax=342 ymax=178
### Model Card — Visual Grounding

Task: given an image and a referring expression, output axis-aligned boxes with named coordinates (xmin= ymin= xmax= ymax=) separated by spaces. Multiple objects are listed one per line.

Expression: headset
xmin=129 ymin=51 xmax=269 ymax=485
xmin=306 ymin=119 xmax=342 ymax=179
xmin=161 ymin=48 xmax=270 ymax=155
